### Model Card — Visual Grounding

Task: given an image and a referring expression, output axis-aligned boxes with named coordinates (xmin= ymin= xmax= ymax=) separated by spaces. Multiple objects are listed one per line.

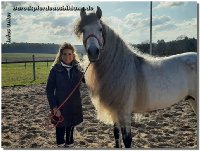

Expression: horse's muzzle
xmin=87 ymin=45 xmax=100 ymax=62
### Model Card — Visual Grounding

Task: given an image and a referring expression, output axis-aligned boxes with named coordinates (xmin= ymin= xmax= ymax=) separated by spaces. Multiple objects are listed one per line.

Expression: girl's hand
xmin=53 ymin=108 xmax=61 ymax=117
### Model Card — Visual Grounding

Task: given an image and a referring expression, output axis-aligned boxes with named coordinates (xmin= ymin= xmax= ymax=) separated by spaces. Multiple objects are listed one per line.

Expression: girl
xmin=46 ymin=42 xmax=84 ymax=148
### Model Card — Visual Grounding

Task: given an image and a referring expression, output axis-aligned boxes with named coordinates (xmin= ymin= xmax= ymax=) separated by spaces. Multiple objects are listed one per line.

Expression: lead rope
xmin=45 ymin=62 xmax=91 ymax=129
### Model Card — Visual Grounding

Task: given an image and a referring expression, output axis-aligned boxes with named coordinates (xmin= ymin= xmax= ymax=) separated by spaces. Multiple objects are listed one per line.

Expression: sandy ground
xmin=1 ymin=84 xmax=198 ymax=149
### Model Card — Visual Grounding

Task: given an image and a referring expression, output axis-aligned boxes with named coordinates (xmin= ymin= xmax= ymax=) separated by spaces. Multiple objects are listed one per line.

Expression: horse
xmin=74 ymin=6 xmax=197 ymax=148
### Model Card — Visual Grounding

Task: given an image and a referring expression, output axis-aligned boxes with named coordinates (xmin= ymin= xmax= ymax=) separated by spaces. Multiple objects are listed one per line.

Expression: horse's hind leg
xmin=113 ymin=123 xmax=122 ymax=148
xmin=187 ymin=88 xmax=197 ymax=114
xmin=188 ymin=97 xmax=197 ymax=114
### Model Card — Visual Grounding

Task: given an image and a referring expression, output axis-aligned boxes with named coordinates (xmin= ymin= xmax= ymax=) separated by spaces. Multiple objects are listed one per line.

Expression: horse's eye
xmin=99 ymin=28 xmax=102 ymax=32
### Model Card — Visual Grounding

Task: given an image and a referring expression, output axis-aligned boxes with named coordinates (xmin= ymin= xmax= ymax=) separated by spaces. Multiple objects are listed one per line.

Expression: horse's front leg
xmin=121 ymin=126 xmax=132 ymax=148
xmin=119 ymin=114 xmax=132 ymax=148
xmin=113 ymin=122 xmax=122 ymax=148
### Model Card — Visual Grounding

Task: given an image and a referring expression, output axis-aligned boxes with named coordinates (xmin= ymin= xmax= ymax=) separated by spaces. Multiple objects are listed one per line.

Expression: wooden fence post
xmin=32 ymin=55 xmax=36 ymax=80
xmin=6 ymin=59 xmax=7 ymax=69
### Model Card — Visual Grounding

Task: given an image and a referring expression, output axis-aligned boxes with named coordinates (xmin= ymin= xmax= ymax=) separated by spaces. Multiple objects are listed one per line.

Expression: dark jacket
xmin=46 ymin=61 xmax=84 ymax=127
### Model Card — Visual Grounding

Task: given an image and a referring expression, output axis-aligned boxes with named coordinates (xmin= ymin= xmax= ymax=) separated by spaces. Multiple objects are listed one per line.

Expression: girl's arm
xmin=46 ymin=69 xmax=57 ymax=110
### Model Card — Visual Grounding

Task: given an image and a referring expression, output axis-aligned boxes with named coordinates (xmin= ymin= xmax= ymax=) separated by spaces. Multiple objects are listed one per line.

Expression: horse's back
xmin=162 ymin=52 xmax=197 ymax=76
xmin=174 ymin=52 xmax=197 ymax=92
xmin=177 ymin=52 xmax=197 ymax=71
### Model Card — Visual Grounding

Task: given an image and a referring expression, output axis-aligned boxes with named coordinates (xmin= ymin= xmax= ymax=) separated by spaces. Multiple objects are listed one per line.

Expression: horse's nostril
xmin=87 ymin=48 xmax=92 ymax=56
xmin=94 ymin=48 xmax=100 ymax=56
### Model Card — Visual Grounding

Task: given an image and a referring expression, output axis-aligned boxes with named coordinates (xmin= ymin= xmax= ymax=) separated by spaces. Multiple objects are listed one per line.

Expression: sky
xmin=1 ymin=1 xmax=198 ymax=45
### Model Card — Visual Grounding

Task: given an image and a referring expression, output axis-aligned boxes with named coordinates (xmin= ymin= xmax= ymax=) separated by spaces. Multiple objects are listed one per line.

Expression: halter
xmin=83 ymin=33 xmax=104 ymax=51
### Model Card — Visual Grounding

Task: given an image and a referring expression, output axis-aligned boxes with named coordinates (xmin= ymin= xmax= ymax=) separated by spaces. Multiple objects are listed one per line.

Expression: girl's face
xmin=61 ymin=49 xmax=74 ymax=65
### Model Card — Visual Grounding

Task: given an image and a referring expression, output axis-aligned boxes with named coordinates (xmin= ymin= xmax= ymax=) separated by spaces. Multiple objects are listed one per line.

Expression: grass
xmin=2 ymin=62 xmax=53 ymax=87
xmin=1 ymin=53 xmax=84 ymax=87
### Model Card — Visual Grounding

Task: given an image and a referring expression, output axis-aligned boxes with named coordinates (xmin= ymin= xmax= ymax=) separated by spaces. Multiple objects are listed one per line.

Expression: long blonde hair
xmin=52 ymin=42 xmax=80 ymax=67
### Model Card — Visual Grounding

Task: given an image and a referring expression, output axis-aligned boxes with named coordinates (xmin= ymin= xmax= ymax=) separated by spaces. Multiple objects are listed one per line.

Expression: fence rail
xmin=2 ymin=55 xmax=54 ymax=81
xmin=1 ymin=59 xmax=54 ymax=64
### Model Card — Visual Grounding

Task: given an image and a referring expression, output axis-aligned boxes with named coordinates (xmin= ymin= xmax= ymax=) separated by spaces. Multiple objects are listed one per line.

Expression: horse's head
xmin=77 ymin=6 xmax=104 ymax=62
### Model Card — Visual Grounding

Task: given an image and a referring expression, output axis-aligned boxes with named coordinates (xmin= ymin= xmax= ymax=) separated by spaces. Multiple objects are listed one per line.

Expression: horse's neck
xmin=94 ymin=29 xmax=132 ymax=77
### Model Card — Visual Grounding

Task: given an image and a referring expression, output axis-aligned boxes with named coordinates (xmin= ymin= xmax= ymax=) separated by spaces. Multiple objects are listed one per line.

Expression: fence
xmin=2 ymin=55 xmax=54 ymax=81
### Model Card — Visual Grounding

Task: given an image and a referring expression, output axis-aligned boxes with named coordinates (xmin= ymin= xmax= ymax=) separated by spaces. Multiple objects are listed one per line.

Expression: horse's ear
xmin=80 ymin=7 xmax=86 ymax=19
xmin=96 ymin=6 xmax=102 ymax=19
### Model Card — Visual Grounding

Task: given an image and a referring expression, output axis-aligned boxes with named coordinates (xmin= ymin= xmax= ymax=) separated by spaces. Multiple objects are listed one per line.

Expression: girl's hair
xmin=52 ymin=42 xmax=80 ymax=67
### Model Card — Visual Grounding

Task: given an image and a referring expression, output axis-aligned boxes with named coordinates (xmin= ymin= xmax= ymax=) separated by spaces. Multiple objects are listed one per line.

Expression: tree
xmin=132 ymin=37 xmax=197 ymax=56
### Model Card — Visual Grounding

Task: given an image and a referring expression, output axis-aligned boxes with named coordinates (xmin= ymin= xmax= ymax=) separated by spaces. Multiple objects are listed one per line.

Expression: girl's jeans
xmin=56 ymin=126 xmax=74 ymax=145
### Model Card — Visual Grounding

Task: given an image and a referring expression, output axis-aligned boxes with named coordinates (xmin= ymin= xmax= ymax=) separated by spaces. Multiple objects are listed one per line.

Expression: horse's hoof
xmin=115 ymin=144 xmax=122 ymax=148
